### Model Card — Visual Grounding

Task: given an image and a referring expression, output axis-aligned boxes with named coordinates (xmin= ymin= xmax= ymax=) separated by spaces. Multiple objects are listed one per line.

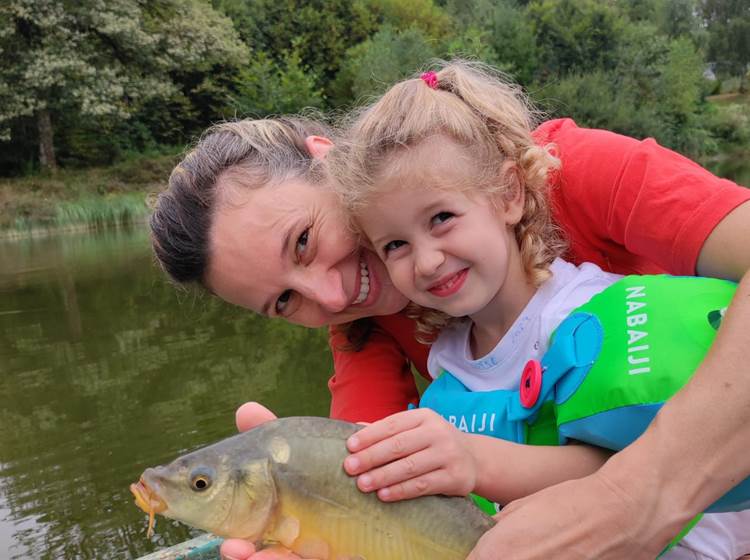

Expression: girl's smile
xmin=427 ymin=268 xmax=469 ymax=297
xmin=355 ymin=136 xmax=534 ymax=337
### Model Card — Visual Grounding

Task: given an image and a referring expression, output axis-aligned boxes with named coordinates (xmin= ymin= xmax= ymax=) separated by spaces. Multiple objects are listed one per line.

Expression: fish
xmin=130 ymin=416 xmax=495 ymax=559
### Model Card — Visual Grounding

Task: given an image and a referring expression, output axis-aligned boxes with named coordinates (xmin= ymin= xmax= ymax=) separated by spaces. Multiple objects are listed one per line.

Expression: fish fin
xmin=267 ymin=514 xmax=300 ymax=548
xmin=235 ymin=459 xmax=278 ymax=540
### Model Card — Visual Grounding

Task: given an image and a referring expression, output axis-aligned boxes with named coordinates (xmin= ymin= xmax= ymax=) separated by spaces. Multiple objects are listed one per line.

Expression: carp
xmin=130 ymin=417 xmax=494 ymax=559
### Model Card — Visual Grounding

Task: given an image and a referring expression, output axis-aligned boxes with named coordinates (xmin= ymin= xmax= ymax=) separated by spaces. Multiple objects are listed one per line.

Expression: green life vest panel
xmin=526 ymin=274 xmax=747 ymax=513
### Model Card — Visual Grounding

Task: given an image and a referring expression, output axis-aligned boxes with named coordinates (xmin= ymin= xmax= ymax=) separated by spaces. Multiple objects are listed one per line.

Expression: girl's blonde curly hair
xmin=330 ymin=59 xmax=566 ymax=340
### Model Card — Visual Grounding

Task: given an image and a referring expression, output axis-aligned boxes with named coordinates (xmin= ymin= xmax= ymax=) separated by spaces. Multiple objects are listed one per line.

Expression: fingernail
xmin=379 ymin=487 xmax=391 ymax=499
xmin=347 ymin=435 xmax=360 ymax=450
xmin=344 ymin=455 xmax=360 ymax=473
xmin=359 ymin=474 xmax=372 ymax=489
xmin=221 ymin=555 xmax=240 ymax=560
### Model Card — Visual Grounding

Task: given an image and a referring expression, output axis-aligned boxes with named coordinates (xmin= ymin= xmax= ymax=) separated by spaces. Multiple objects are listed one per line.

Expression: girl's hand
xmin=220 ymin=403 xmax=306 ymax=560
xmin=343 ymin=408 xmax=477 ymax=501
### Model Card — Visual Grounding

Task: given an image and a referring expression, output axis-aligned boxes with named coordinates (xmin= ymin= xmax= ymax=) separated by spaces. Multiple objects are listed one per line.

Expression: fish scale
xmin=132 ymin=417 xmax=495 ymax=559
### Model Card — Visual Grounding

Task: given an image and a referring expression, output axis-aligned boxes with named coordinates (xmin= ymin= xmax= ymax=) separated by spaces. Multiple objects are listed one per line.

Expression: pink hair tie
xmin=420 ymin=71 xmax=439 ymax=89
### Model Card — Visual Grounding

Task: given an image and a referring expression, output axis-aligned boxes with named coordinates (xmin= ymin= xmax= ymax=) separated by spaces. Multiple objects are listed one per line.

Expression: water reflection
xmin=0 ymin=227 xmax=332 ymax=559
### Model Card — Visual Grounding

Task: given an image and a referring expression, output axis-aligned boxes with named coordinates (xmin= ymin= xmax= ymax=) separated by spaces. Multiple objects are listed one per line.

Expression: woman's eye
xmin=295 ymin=228 xmax=310 ymax=257
xmin=275 ymin=290 xmax=293 ymax=315
xmin=383 ymin=240 xmax=406 ymax=254
xmin=431 ymin=211 xmax=454 ymax=226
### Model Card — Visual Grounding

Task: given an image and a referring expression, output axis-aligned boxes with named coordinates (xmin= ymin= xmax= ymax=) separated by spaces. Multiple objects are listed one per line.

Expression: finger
xmin=220 ymin=538 xmax=258 ymax=560
xmin=346 ymin=409 xmax=430 ymax=452
xmin=355 ymin=447 xmax=445 ymax=492
xmin=344 ymin=423 xmax=436 ymax=476
xmin=376 ymin=469 xmax=461 ymax=502
xmin=235 ymin=402 xmax=277 ymax=432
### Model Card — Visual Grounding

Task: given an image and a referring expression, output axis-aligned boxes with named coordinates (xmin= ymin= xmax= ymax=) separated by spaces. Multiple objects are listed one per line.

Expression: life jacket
xmin=419 ymin=275 xmax=749 ymax=517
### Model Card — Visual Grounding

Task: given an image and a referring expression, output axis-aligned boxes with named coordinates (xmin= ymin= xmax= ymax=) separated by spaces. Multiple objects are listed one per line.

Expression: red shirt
xmin=328 ymin=118 xmax=750 ymax=422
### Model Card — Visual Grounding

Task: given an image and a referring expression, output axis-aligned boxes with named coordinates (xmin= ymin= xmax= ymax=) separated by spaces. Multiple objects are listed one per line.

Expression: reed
xmin=1 ymin=150 xmax=179 ymax=238
xmin=54 ymin=193 xmax=150 ymax=227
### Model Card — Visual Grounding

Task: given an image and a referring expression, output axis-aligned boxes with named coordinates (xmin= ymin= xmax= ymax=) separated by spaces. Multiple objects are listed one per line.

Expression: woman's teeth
xmin=352 ymin=260 xmax=370 ymax=304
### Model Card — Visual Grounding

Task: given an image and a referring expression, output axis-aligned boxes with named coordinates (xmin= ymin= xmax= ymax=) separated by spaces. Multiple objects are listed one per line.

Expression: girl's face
xmin=205 ymin=178 xmax=408 ymax=328
xmin=356 ymin=137 xmax=528 ymax=326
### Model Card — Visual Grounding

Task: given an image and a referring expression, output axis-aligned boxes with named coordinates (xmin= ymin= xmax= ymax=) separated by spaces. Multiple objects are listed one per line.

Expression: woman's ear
xmin=304 ymin=136 xmax=334 ymax=160
xmin=497 ymin=161 xmax=525 ymax=226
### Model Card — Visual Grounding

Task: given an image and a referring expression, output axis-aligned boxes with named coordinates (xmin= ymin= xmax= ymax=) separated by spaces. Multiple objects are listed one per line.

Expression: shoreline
xmin=0 ymin=214 xmax=149 ymax=242
xmin=0 ymin=151 xmax=177 ymax=240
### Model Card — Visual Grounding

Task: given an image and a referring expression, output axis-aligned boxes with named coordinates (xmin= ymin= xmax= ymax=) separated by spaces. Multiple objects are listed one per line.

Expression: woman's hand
xmin=219 ymin=403 xmax=307 ymax=560
xmin=343 ymin=408 xmax=477 ymax=501
xmin=466 ymin=470 xmax=662 ymax=560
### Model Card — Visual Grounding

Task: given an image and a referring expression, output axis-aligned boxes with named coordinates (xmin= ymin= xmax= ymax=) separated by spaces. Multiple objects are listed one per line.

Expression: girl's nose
xmin=414 ymin=244 xmax=445 ymax=279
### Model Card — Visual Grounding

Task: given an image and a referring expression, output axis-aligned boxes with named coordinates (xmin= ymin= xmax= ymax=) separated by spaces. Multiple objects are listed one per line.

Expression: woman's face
xmin=205 ymin=178 xmax=409 ymax=328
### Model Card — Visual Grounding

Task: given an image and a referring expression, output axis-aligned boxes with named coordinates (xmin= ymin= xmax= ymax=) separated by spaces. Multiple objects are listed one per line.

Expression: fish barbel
xmin=130 ymin=417 xmax=495 ymax=559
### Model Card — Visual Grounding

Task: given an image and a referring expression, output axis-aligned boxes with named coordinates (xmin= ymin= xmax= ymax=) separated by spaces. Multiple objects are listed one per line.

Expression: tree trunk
xmin=37 ymin=108 xmax=58 ymax=173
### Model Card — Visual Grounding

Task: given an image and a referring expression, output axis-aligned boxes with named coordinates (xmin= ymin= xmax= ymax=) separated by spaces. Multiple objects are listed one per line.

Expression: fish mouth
xmin=130 ymin=476 xmax=167 ymax=537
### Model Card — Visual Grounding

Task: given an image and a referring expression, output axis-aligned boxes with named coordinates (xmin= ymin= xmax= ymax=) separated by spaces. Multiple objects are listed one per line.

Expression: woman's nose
xmin=303 ymin=270 xmax=349 ymax=313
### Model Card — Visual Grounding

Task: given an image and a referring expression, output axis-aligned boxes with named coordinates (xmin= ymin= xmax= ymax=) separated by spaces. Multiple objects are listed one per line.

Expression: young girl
xmin=331 ymin=61 xmax=750 ymax=560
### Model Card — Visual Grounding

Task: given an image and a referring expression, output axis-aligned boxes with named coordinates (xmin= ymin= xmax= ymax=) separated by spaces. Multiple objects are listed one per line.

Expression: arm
xmin=463 ymin=199 xmax=750 ymax=559
xmin=540 ymin=118 xmax=750 ymax=276
xmin=344 ymin=408 xmax=611 ymax=505
xmin=470 ymin=437 xmax=611 ymax=504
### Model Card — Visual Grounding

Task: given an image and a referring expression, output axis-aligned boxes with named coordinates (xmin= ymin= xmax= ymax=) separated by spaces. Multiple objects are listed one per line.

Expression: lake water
xmin=0 ymin=227 xmax=332 ymax=559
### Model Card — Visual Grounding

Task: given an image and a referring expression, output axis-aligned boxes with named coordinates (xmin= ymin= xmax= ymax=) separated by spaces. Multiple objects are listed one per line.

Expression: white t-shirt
xmin=428 ymin=258 xmax=621 ymax=388
xmin=428 ymin=258 xmax=750 ymax=560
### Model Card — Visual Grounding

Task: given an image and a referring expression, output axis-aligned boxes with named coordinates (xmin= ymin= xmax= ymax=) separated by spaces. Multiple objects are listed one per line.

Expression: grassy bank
xmin=0 ymin=150 xmax=180 ymax=238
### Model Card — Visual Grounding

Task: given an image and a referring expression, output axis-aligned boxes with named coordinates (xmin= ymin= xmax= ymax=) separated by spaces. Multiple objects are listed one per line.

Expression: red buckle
xmin=520 ymin=359 xmax=543 ymax=408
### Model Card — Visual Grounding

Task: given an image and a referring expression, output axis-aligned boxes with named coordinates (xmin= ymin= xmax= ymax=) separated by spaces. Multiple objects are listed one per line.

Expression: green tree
xmin=363 ymin=0 xmax=452 ymax=38
xmin=231 ymin=48 xmax=325 ymax=116
xmin=0 ymin=0 xmax=247 ymax=172
xmin=541 ymin=22 xmax=711 ymax=157
xmin=485 ymin=1 xmax=539 ymax=85
xmin=527 ymin=0 xmax=625 ymax=78
xmin=216 ymin=0 xmax=372 ymax=101
xmin=700 ymin=0 xmax=750 ymax=91
xmin=334 ymin=25 xmax=438 ymax=103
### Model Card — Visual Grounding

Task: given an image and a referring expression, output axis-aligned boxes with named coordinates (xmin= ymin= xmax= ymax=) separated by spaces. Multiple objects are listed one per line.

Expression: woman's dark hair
xmin=150 ymin=116 xmax=376 ymax=351
xmin=150 ymin=116 xmax=332 ymax=286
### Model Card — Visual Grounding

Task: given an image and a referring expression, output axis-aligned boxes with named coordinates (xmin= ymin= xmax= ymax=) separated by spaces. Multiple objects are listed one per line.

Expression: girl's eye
xmin=431 ymin=211 xmax=454 ymax=226
xmin=275 ymin=289 xmax=293 ymax=315
xmin=383 ymin=240 xmax=406 ymax=254
xmin=295 ymin=228 xmax=310 ymax=257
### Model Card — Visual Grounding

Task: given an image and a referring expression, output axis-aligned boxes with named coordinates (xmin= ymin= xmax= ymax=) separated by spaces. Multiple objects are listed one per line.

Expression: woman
xmin=150 ymin=103 xmax=750 ymax=559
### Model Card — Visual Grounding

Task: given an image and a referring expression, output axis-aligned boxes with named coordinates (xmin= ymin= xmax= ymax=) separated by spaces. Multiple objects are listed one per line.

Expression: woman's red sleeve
xmin=537 ymin=118 xmax=750 ymax=275
xmin=327 ymin=326 xmax=420 ymax=423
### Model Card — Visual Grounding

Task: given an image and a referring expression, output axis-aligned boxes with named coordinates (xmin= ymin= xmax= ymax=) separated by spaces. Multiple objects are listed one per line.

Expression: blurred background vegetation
xmin=1 ymin=0 xmax=749 ymax=229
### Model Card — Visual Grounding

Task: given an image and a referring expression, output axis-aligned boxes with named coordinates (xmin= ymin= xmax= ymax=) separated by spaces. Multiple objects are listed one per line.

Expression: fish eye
xmin=191 ymin=475 xmax=211 ymax=491
xmin=189 ymin=469 xmax=213 ymax=492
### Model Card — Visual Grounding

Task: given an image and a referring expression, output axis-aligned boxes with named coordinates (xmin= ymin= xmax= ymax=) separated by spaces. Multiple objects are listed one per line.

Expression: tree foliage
xmin=2 ymin=0 xmax=748 ymax=174
xmin=0 ymin=0 xmax=246 ymax=171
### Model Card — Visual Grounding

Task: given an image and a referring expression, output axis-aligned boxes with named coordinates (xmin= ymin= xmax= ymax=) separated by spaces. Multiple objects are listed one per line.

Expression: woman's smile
xmin=206 ymin=179 xmax=408 ymax=327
